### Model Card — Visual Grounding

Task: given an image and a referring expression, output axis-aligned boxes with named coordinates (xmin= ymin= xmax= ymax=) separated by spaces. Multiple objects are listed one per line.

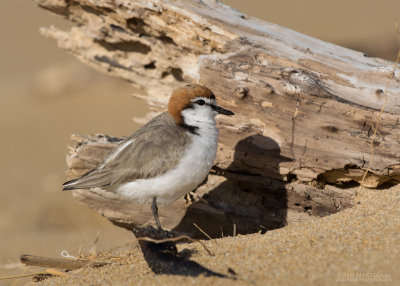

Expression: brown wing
xmin=63 ymin=112 xmax=191 ymax=190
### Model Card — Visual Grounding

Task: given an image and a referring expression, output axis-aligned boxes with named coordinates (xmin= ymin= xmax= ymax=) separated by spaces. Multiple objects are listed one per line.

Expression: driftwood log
xmin=36 ymin=0 xmax=400 ymax=237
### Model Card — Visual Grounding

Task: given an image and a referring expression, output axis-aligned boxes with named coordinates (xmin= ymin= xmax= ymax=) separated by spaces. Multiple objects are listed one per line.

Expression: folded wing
xmin=62 ymin=112 xmax=190 ymax=190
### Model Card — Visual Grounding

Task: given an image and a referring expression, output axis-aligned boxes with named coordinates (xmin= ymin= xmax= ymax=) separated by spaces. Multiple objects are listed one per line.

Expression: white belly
xmin=115 ymin=127 xmax=218 ymax=204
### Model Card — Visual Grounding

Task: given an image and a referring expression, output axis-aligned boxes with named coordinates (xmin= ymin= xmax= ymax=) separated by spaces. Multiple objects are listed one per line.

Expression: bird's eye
xmin=196 ymin=99 xmax=206 ymax=105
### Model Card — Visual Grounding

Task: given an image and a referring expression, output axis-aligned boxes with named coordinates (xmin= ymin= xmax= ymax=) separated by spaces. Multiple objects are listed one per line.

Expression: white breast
xmin=115 ymin=123 xmax=218 ymax=204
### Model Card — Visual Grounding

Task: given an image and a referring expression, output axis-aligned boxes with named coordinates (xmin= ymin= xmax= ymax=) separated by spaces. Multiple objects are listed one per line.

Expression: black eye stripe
xmin=196 ymin=99 xmax=206 ymax=105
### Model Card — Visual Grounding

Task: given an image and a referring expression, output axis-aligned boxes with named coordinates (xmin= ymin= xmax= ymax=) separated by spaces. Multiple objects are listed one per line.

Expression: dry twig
xmin=360 ymin=22 xmax=400 ymax=187
xmin=20 ymin=254 xmax=107 ymax=270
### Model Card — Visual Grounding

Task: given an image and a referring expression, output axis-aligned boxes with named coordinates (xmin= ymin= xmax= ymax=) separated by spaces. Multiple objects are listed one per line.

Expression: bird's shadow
xmin=132 ymin=227 xmax=229 ymax=278
xmin=174 ymin=134 xmax=292 ymax=238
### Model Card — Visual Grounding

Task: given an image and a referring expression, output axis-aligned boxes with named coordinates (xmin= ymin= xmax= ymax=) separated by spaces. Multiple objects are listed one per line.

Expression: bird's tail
xmin=62 ymin=177 xmax=82 ymax=190
xmin=62 ymin=169 xmax=96 ymax=190
xmin=62 ymin=169 xmax=110 ymax=190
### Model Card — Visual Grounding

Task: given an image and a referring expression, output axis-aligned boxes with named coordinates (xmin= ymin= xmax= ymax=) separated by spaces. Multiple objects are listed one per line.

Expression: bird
xmin=62 ymin=84 xmax=234 ymax=229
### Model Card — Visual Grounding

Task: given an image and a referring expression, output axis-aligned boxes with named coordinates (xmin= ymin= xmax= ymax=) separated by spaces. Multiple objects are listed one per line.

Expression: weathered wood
xmin=36 ymin=0 xmax=399 ymax=236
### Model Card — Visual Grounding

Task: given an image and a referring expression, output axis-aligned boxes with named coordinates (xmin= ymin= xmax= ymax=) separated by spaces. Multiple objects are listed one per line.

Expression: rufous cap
xmin=168 ymin=84 xmax=215 ymax=123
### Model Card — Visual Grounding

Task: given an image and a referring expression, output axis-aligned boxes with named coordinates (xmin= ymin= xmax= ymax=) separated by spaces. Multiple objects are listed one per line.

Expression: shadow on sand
xmin=133 ymin=227 xmax=229 ymax=278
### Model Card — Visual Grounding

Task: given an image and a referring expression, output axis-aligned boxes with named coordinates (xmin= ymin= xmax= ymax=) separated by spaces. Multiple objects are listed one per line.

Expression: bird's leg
xmin=151 ymin=197 xmax=162 ymax=230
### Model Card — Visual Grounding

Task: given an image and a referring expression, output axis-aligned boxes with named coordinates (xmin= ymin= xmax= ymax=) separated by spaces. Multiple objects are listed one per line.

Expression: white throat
xmin=180 ymin=102 xmax=217 ymax=128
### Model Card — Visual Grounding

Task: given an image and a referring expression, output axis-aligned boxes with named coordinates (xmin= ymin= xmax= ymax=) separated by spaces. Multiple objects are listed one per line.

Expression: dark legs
xmin=151 ymin=197 xmax=162 ymax=230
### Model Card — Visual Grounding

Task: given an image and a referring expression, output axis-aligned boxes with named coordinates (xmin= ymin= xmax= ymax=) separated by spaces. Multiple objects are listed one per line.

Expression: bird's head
xmin=168 ymin=84 xmax=234 ymax=126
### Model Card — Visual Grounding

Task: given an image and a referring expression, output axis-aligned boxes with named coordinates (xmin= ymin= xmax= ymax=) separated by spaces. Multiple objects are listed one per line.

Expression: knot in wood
xmin=234 ymin=86 xmax=249 ymax=99
xmin=375 ymin=89 xmax=384 ymax=96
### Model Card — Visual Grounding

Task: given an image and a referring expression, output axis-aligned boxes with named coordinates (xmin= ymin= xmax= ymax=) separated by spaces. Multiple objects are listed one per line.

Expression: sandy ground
xmin=0 ymin=0 xmax=399 ymax=285
xmin=35 ymin=185 xmax=400 ymax=285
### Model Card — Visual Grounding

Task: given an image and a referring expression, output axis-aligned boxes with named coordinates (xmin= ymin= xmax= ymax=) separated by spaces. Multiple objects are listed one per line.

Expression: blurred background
xmin=0 ymin=0 xmax=399 ymax=282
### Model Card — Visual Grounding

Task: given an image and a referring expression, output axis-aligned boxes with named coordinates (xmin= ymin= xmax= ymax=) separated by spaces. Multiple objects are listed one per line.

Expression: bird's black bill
xmin=211 ymin=105 xmax=234 ymax=115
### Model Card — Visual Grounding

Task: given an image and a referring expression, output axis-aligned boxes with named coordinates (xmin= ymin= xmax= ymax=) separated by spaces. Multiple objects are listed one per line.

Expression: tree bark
xmin=36 ymin=0 xmax=400 ymax=237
